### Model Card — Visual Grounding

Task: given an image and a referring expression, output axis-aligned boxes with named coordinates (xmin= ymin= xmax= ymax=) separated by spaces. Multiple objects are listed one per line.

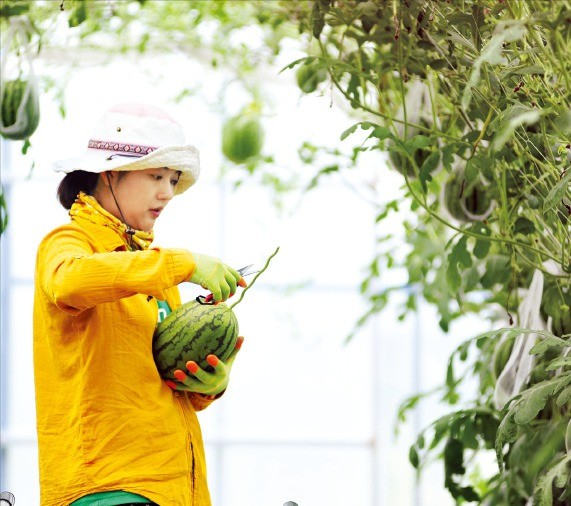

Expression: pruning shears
xmin=196 ymin=264 xmax=259 ymax=305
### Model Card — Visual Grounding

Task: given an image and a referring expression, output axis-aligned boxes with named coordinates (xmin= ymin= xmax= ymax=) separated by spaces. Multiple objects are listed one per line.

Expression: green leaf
xmin=509 ymin=65 xmax=546 ymax=76
xmin=445 ymin=258 xmax=461 ymax=294
xmin=444 ymin=438 xmax=465 ymax=475
xmin=530 ymin=335 xmax=571 ymax=355
xmin=543 ymin=170 xmax=571 ymax=214
xmin=480 ymin=255 xmax=510 ymax=289
xmin=532 ymin=454 xmax=571 ymax=506
xmin=496 ymin=408 xmax=519 ymax=470
xmin=464 ymin=158 xmax=480 ymax=187
xmin=310 ymin=0 xmax=330 ymax=38
xmin=475 ymin=413 xmax=499 ymax=449
xmin=406 ymin=135 xmax=432 ymax=150
xmin=447 ymin=31 xmax=476 ymax=53
xmin=452 ymin=236 xmax=472 ymax=267
xmin=461 ymin=418 xmax=479 ymax=450
xmin=446 ymin=236 xmax=472 ymax=295
xmin=441 ymin=144 xmax=457 ymax=171
xmin=476 ymin=328 xmax=558 ymax=345
xmin=353 ymin=0 xmax=378 ymax=17
xmin=375 ymin=200 xmax=399 ymax=222
xmin=557 ymin=385 xmax=571 ymax=406
xmin=369 ymin=126 xmax=391 ymax=141
xmin=546 ymin=356 xmax=571 ymax=371
xmin=339 ymin=121 xmax=376 ymax=141
xmin=472 ymin=222 xmax=491 ymax=259
xmin=464 ymin=155 xmax=493 ymax=185
xmin=446 ymin=358 xmax=456 ymax=389
xmin=387 ymin=139 xmax=408 ymax=159
xmin=496 ymin=373 xmax=571 ymax=468
xmin=419 ymin=151 xmax=440 ymax=193
xmin=137 ymin=32 xmax=150 ymax=53
xmin=279 ymin=56 xmax=318 ymax=73
xmin=409 ymin=445 xmax=420 ymax=468
xmin=510 ymin=374 xmax=571 ymax=425
xmin=340 ymin=123 xmax=359 ymax=141
xmin=396 ymin=389 xmax=436 ymax=426
xmin=446 ymin=12 xmax=474 ymax=28
xmin=491 ymin=105 xmax=542 ymax=152
xmin=0 ymin=2 xmax=29 ymax=18
xmin=443 ymin=437 xmax=480 ymax=501
xmin=69 ymin=0 xmax=87 ymax=27
xmin=431 ymin=414 xmax=454 ymax=450
xmin=513 ymin=216 xmax=535 ymax=235
xmin=305 ymin=165 xmax=339 ymax=190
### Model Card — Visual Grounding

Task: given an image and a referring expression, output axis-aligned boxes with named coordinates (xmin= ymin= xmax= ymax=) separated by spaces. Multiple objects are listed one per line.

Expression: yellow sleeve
xmin=37 ymin=226 xmax=196 ymax=314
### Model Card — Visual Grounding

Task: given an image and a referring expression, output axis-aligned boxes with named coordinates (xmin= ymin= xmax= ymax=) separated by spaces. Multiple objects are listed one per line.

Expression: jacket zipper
xmin=174 ymin=392 xmax=195 ymax=504
xmin=190 ymin=440 xmax=196 ymax=492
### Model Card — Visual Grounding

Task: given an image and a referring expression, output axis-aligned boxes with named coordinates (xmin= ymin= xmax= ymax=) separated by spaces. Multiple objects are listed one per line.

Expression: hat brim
xmin=53 ymin=145 xmax=200 ymax=195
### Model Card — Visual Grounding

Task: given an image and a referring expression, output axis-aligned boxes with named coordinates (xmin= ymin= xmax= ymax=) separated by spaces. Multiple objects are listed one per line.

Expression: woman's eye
xmin=153 ymin=174 xmax=163 ymax=181
xmin=171 ymin=178 xmax=180 ymax=186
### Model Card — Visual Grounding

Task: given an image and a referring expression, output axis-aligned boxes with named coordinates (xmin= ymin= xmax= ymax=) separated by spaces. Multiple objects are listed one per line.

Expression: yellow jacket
xmin=34 ymin=215 xmax=214 ymax=506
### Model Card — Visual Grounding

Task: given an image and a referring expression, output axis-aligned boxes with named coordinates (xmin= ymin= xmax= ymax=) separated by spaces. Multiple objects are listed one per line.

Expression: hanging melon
xmin=441 ymin=167 xmax=495 ymax=223
xmin=222 ymin=108 xmax=264 ymax=164
xmin=0 ymin=77 xmax=40 ymax=140
xmin=0 ymin=16 xmax=40 ymax=141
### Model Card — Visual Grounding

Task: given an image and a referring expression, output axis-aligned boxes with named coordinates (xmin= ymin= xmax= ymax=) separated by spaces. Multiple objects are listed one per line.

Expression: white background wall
xmin=0 ymin=48 xmax=485 ymax=505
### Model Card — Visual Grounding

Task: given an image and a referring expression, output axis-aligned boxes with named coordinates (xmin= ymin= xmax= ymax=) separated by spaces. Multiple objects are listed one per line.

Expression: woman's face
xmin=106 ymin=167 xmax=180 ymax=232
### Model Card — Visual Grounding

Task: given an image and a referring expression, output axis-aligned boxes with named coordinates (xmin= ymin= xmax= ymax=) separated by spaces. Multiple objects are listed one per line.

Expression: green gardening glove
xmin=166 ymin=336 xmax=244 ymax=395
xmin=189 ymin=253 xmax=245 ymax=302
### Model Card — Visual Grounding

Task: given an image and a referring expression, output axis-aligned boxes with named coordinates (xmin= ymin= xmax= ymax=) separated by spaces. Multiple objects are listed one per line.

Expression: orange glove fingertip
xmin=174 ymin=369 xmax=187 ymax=381
xmin=207 ymin=355 xmax=219 ymax=367
xmin=186 ymin=361 xmax=199 ymax=374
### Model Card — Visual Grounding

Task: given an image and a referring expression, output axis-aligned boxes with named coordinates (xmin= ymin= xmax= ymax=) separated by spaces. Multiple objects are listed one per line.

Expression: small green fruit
xmin=222 ymin=112 xmax=264 ymax=164
xmin=296 ymin=63 xmax=327 ymax=94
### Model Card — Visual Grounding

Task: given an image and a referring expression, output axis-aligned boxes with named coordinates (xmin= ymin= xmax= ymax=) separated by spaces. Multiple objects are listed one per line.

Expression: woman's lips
xmin=150 ymin=208 xmax=163 ymax=218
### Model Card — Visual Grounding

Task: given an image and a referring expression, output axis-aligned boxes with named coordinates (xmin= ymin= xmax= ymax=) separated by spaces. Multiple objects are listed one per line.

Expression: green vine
xmin=230 ymin=246 xmax=280 ymax=309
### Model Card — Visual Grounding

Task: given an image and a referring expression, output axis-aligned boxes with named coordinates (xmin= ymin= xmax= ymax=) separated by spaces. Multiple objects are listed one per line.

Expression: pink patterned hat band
xmin=87 ymin=139 xmax=158 ymax=156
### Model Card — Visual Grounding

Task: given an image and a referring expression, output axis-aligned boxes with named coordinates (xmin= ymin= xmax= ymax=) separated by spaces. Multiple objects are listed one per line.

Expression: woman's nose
xmin=158 ymin=181 xmax=175 ymax=201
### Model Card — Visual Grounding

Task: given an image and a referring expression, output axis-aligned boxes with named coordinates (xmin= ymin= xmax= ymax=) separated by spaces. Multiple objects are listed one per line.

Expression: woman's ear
xmin=101 ymin=171 xmax=114 ymax=187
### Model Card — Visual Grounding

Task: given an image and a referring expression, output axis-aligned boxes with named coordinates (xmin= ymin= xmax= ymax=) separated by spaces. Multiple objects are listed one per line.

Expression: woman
xmin=33 ymin=103 xmax=245 ymax=505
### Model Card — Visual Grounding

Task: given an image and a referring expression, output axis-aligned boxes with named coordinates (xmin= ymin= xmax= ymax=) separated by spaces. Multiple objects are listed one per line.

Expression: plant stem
xmin=230 ymin=246 xmax=280 ymax=309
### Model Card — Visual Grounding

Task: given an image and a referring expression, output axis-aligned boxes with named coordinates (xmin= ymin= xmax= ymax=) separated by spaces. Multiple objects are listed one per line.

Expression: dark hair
xmin=57 ymin=171 xmax=100 ymax=209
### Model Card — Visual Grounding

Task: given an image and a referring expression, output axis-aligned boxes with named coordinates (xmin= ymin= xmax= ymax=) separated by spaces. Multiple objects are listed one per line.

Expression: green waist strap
xmin=70 ymin=491 xmax=151 ymax=506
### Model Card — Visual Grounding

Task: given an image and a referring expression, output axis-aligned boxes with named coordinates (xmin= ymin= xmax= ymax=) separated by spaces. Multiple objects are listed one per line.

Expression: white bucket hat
xmin=53 ymin=103 xmax=200 ymax=195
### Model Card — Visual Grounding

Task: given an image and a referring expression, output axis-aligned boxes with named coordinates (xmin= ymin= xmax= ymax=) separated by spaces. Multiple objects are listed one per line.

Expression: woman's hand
xmin=188 ymin=253 xmax=246 ymax=302
xmin=166 ymin=336 xmax=244 ymax=396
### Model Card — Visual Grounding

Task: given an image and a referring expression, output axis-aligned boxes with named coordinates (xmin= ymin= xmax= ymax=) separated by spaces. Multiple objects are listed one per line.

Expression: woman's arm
xmin=37 ymin=227 xmax=195 ymax=313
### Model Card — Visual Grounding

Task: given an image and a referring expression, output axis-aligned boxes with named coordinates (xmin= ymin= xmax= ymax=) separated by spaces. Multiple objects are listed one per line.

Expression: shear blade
xmin=238 ymin=264 xmax=258 ymax=276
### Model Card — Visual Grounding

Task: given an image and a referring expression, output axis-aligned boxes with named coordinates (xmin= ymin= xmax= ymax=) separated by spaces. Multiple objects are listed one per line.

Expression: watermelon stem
xmin=230 ymin=246 xmax=280 ymax=309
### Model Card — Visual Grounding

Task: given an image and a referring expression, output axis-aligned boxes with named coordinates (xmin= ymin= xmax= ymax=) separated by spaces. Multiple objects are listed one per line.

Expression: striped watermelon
xmin=153 ymin=299 xmax=239 ymax=381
